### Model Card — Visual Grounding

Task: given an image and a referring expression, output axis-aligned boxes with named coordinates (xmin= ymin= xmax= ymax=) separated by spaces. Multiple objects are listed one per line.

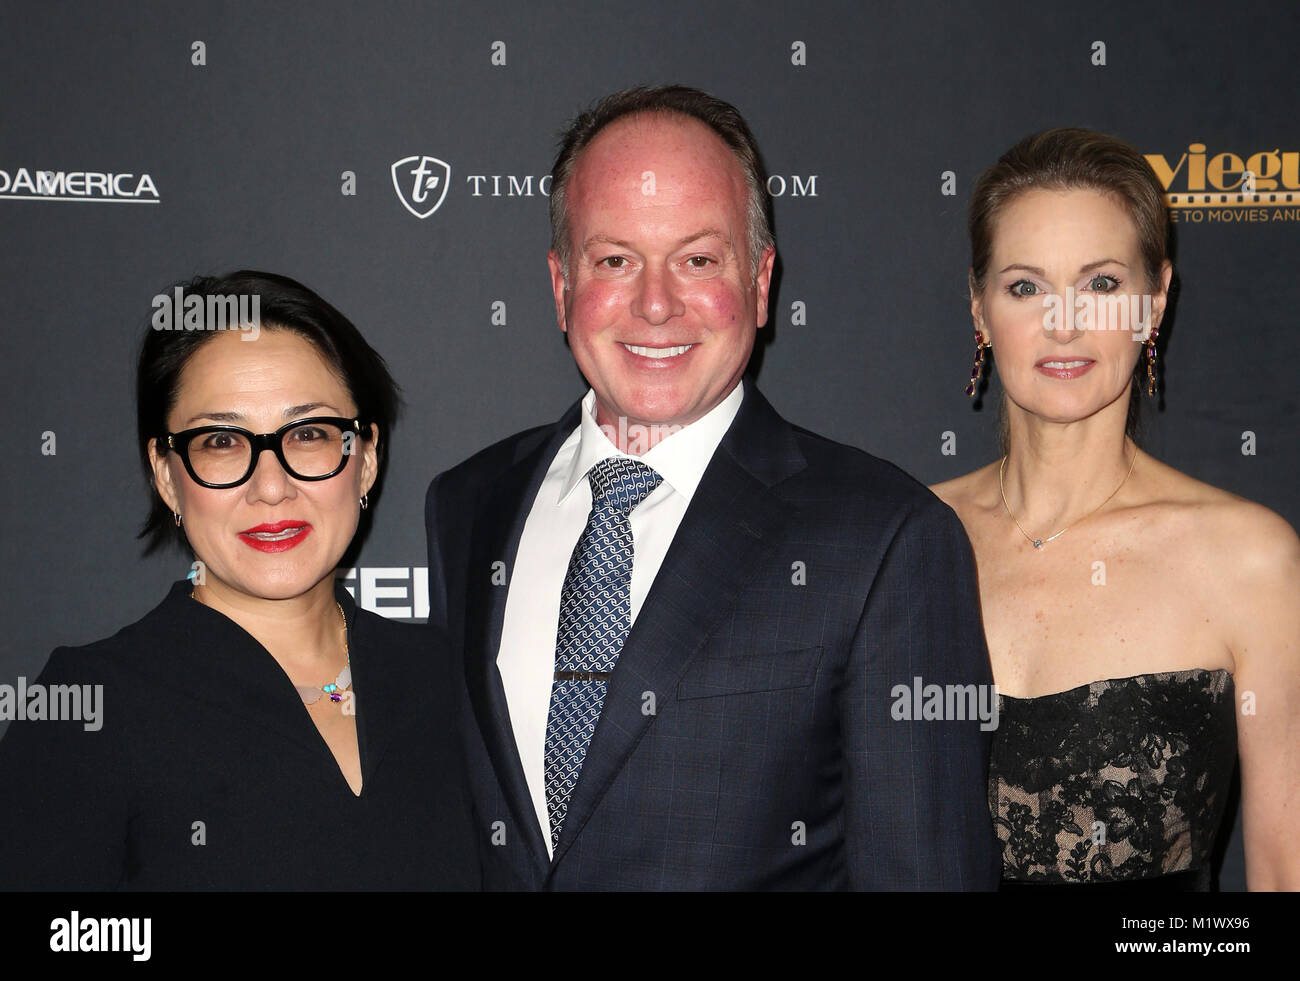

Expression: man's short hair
xmin=549 ymin=84 xmax=775 ymax=283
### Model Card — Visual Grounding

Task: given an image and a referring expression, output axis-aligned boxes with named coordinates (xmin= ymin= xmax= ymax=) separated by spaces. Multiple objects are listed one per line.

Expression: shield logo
xmin=391 ymin=155 xmax=451 ymax=218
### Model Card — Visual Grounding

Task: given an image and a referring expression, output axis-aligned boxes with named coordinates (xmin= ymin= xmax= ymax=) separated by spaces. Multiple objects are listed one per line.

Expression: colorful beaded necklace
xmin=296 ymin=602 xmax=351 ymax=706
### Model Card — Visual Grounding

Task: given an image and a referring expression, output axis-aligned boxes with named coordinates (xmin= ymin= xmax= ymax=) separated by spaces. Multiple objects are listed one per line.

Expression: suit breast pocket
xmin=676 ymin=646 xmax=824 ymax=700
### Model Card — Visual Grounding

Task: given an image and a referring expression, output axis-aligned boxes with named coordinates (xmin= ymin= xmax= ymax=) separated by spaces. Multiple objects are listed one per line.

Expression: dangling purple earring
xmin=1145 ymin=325 xmax=1159 ymax=396
xmin=964 ymin=329 xmax=987 ymax=398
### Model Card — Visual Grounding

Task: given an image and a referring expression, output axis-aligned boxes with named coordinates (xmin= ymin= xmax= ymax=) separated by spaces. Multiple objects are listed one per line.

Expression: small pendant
xmin=1033 ymin=539 xmax=1043 ymax=549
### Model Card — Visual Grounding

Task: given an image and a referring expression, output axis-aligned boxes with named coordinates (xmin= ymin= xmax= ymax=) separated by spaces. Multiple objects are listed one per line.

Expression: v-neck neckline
xmin=171 ymin=579 xmax=370 ymax=801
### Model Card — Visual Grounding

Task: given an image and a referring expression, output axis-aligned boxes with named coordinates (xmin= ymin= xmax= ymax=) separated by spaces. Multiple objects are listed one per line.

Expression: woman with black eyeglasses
xmin=0 ymin=271 xmax=479 ymax=890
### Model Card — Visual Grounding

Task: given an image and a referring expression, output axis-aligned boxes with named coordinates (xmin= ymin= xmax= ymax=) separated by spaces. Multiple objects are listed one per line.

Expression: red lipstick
xmin=238 ymin=520 xmax=312 ymax=553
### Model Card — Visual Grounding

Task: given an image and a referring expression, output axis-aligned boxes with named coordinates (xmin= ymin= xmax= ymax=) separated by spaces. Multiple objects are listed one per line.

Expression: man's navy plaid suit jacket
xmin=425 ymin=378 xmax=1000 ymax=890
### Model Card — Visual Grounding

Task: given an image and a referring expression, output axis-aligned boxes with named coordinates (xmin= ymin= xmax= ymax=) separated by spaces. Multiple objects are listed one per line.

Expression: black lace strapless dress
xmin=989 ymin=669 xmax=1236 ymax=891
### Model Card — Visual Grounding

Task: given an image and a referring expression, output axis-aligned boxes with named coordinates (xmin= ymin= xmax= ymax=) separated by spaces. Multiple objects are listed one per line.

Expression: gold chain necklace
xmin=999 ymin=447 xmax=1138 ymax=549
xmin=298 ymin=602 xmax=350 ymax=706
xmin=190 ymin=589 xmax=351 ymax=704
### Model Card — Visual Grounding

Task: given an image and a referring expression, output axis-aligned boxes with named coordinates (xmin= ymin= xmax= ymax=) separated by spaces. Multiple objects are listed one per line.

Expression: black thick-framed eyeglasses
xmin=159 ymin=416 xmax=369 ymax=489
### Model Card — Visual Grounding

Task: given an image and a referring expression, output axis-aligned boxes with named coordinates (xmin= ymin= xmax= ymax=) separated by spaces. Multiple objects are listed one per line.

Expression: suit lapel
xmin=548 ymin=380 xmax=808 ymax=870
xmin=464 ymin=402 xmax=583 ymax=877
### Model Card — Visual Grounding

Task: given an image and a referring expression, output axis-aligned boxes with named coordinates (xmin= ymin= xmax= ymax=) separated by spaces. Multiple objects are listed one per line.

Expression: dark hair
xmin=136 ymin=270 xmax=400 ymax=554
xmin=548 ymin=84 xmax=774 ymax=281
xmin=968 ymin=127 xmax=1171 ymax=445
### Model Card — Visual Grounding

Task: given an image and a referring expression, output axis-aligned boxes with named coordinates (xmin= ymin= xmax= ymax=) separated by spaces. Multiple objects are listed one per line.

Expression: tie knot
xmin=587 ymin=457 xmax=662 ymax=514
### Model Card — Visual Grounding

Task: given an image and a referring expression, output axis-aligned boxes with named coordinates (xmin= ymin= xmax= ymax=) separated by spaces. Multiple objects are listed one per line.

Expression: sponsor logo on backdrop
xmin=461 ymin=173 xmax=819 ymax=197
xmin=764 ymin=175 xmax=818 ymax=197
xmin=0 ymin=167 xmax=159 ymax=203
xmin=393 ymin=157 xmax=819 ymax=214
xmin=1145 ymin=142 xmax=1300 ymax=223
xmin=465 ymin=174 xmax=551 ymax=196
xmin=337 ymin=567 xmax=428 ymax=619
xmin=391 ymin=155 xmax=451 ymax=218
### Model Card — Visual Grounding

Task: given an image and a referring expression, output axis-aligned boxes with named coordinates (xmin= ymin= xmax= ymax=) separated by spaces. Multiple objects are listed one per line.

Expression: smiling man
xmin=426 ymin=85 xmax=999 ymax=890
xmin=546 ymin=103 xmax=771 ymax=447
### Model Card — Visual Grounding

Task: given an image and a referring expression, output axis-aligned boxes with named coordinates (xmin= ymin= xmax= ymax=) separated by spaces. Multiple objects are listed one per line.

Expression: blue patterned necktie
xmin=544 ymin=456 xmax=663 ymax=853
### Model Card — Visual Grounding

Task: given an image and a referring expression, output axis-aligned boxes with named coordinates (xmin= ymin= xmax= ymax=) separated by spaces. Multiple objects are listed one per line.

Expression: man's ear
xmin=754 ymin=245 xmax=776 ymax=329
xmin=547 ymin=250 xmax=569 ymax=333
xmin=146 ymin=437 xmax=181 ymax=514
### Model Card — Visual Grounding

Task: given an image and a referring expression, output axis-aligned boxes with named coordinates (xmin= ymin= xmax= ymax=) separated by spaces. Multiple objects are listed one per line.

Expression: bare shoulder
xmin=1141 ymin=453 xmax=1300 ymax=578
xmin=929 ymin=460 xmax=1001 ymax=520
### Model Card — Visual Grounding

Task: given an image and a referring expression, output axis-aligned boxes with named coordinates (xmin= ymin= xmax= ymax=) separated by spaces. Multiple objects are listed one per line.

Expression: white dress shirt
xmin=496 ymin=382 xmax=744 ymax=855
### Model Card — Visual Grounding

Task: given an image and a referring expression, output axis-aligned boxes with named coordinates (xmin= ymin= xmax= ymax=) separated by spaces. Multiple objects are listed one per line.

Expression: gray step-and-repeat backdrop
xmin=2 ymin=1 xmax=1296 ymax=890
